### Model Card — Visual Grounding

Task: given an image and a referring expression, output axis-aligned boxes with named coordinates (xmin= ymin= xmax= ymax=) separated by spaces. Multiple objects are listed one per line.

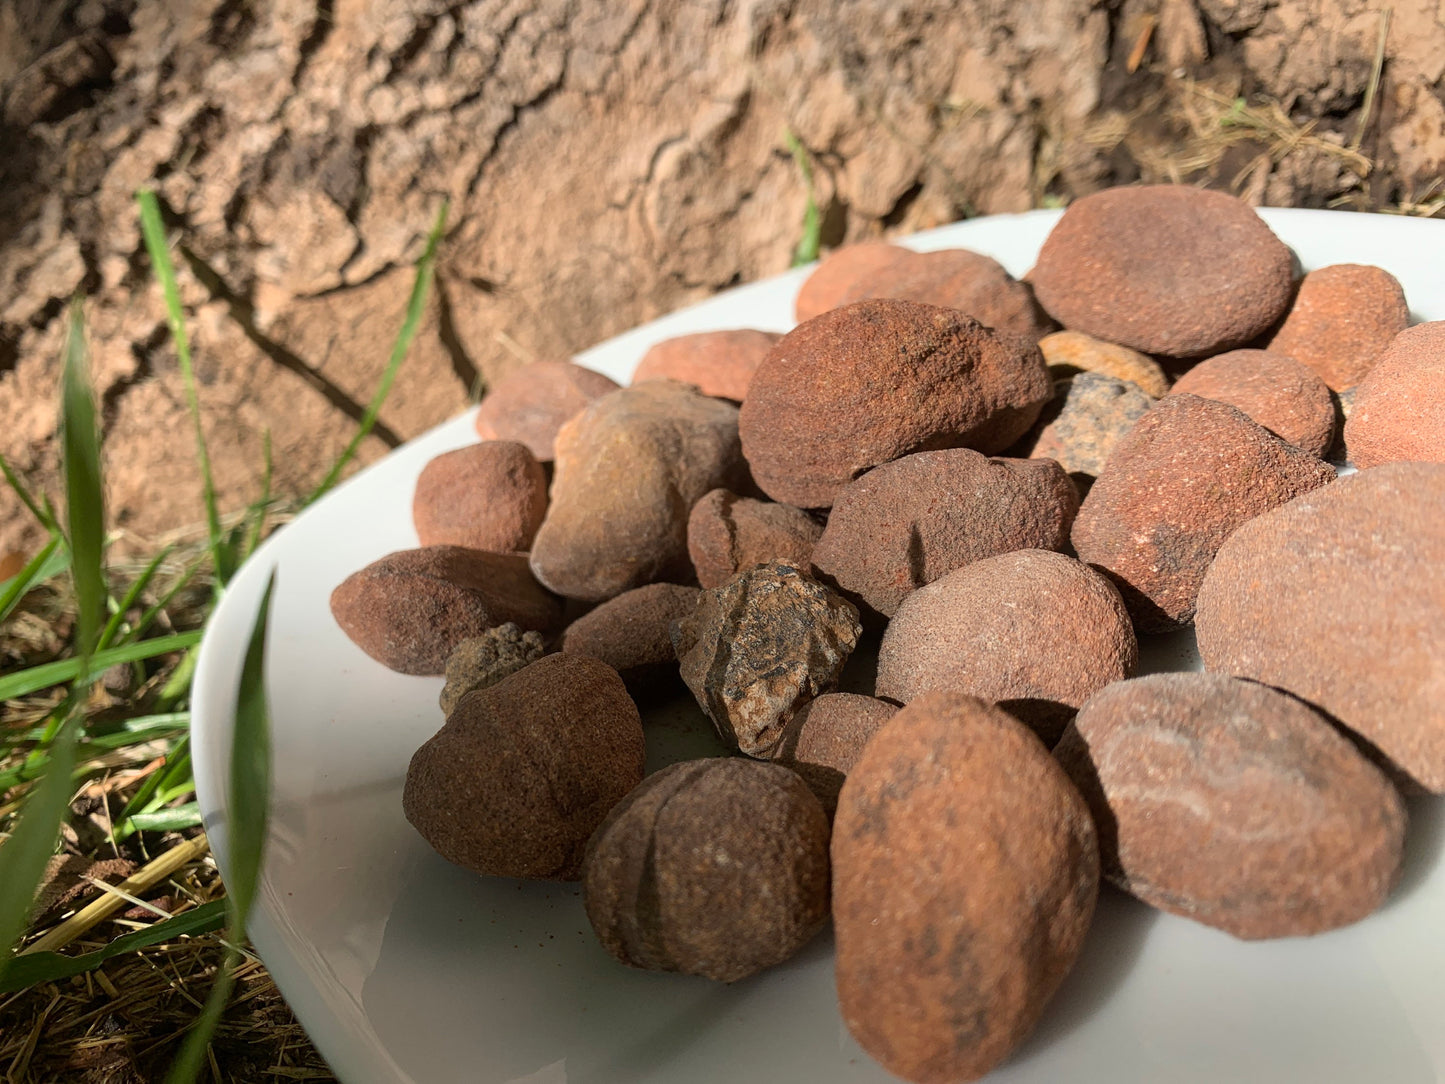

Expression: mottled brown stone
xmin=1029 ymin=372 xmax=1153 ymax=481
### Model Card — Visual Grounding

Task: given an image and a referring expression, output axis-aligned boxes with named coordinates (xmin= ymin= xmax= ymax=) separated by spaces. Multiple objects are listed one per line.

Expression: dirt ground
xmin=2 ymin=0 xmax=1442 ymax=562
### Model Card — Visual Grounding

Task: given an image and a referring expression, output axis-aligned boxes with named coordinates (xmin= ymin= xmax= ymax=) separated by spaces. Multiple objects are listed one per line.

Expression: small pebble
xmin=794 ymin=243 xmax=913 ymax=322
xmin=440 ymin=624 xmax=547 ymax=716
xmin=632 ymin=329 xmax=782 ymax=401
xmin=771 ymin=693 xmax=898 ymax=816
xmin=1038 ymin=330 xmax=1170 ymax=397
xmin=560 ymin=583 xmax=701 ymax=694
xmin=687 ymin=489 xmax=823 ymax=589
xmin=1168 ymin=348 xmax=1335 ymax=458
xmin=1343 ymin=321 xmax=1445 ymax=468
xmin=1267 ymin=263 xmax=1410 ymax=391
xmin=1029 ymin=372 xmax=1153 ymax=483
xmin=474 ymin=360 xmax=621 ymax=460
xmin=412 ymin=441 xmax=548 ymax=552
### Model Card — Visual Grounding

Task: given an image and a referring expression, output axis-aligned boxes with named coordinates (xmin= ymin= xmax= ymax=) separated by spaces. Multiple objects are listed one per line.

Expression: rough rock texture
xmin=559 ymin=582 xmax=700 ymax=694
xmin=672 ymin=561 xmax=862 ymax=757
xmin=632 ymin=329 xmax=781 ymax=402
xmin=833 ymin=692 xmax=1099 ymax=1084
xmin=1267 ymin=264 xmax=1411 ymax=391
xmin=412 ymin=440 xmax=548 ymax=552
xmin=439 ymin=623 xmax=547 ymax=716
xmin=1038 ymin=330 xmax=1170 ymax=397
xmin=529 ymin=381 xmax=745 ymax=601
xmin=1168 ymin=348 xmax=1336 ymax=458
xmin=1343 ymin=322 xmax=1445 ymax=468
xmin=772 ymin=692 xmax=898 ymax=815
xmin=1196 ymin=462 xmax=1445 ymax=793
xmin=1030 ymin=372 xmax=1154 ymax=481
xmin=811 ymin=449 xmax=1079 ymax=619
xmin=833 ymin=248 xmax=1056 ymax=339
xmin=330 ymin=546 xmax=563 ymax=675
xmin=473 ymin=361 xmax=621 ymax=461
xmin=5 ymin=1 xmax=1444 ymax=567
xmin=1071 ymin=394 xmax=1336 ymax=632
xmin=1031 ymin=185 xmax=1295 ymax=357
xmin=1055 ymin=673 xmax=1407 ymax=939
xmin=584 ymin=758 xmax=831 ymax=983
xmin=687 ymin=489 xmax=823 ymax=589
xmin=795 ymin=243 xmax=913 ymax=323
xmin=740 ymin=300 xmax=1051 ymax=508
xmin=403 ymin=653 xmax=644 ymax=881
xmin=876 ymin=549 xmax=1137 ymax=746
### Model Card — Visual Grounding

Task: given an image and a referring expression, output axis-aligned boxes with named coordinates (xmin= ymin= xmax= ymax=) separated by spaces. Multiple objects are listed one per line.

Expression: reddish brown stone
xmin=1267 ymin=263 xmax=1410 ymax=391
xmin=739 ymin=299 xmax=1052 ymax=508
xmin=412 ymin=440 xmax=548 ymax=552
xmin=529 ymin=381 xmax=745 ymax=601
xmin=632 ymin=329 xmax=782 ymax=401
xmin=1038 ymin=330 xmax=1170 ymax=397
xmin=330 ymin=546 xmax=563 ymax=675
xmin=474 ymin=360 xmax=621 ymax=461
xmin=772 ymin=692 xmax=898 ymax=815
xmin=794 ymin=243 xmax=913 ymax=322
xmin=1031 ymin=185 xmax=1295 ymax=357
xmin=1196 ymin=461 xmax=1445 ymax=793
xmin=1343 ymin=321 xmax=1445 ymax=469
xmin=584 ymin=758 xmax=831 ymax=983
xmin=876 ymin=549 xmax=1136 ymax=745
xmin=1071 ymin=394 xmax=1336 ymax=632
xmin=1168 ymin=348 xmax=1336 ymax=458
xmin=559 ymin=582 xmax=701 ymax=692
xmin=403 ymin=653 xmax=644 ymax=881
xmin=811 ymin=449 xmax=1079 ymax=619
xmin=687 ymin=489 xmax=823 ymax=589
xmin=1055 ymin=673 xmax=1407 ymax=939
xmin=833 ymin=692 xmax=1098 ymax=1084
xmin=673 ymin=562 xmax=862 ymax=756
xmin=1029 ymin=372 xmax=1153 ymax=482
xmin=843 ymin=248 xmax=1056 ymax=340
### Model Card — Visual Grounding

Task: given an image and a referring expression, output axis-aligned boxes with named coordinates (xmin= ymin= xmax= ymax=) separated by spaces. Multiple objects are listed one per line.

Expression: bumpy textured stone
xmin=1038 ymin=329 xmax=1171 ymax=397
xmin=632 ymin=329 xmax=782 ymax=401
xmin=772 ymin=693 xmax=898 ymax=815
xmin=559 ymin=582 xmax=701 ymax=693
xmin=403 ymin=653 xmax=644 ymax=881
xmin=1030 ymin=372 xmax=1154 ymax=480
xmin=1267 ymin=264 xmax=1411 ymax=391
xmin=811 ymin=449 xmax=1078 ymax=619
xmin=687 ymin=489 xmax=823 ymax=589
xmin=330 ymin=546 xmax=563 ymax=675
xmin=439 ymin=624 xmax=547 ymax=716
xmin=740 ymin=299 xmax=1052 ymax=508
xmin=672 ymin=561 xmax=862 ymax=756
xmin=529 ymin=381 xmax=746 ymax=601
xmin=1343 ymin=321 xmax=1445 ymax=468
xmin=833 ymin=692 xmax=1098 ymax=1084
xmin=584 ymin=758 xmax=831 ymax=983
xmin=876 ymin=549 xmax=1136 ymax=745
xmin=1031 ymin=185 xmax=1295 ymax=357
xmin=412 ymin=440 xmax=548 ymax=552
xmin=1055 ymin=673 xmax=1406 ymax=939
xmin=474 ymin=361 xmax=622 ymax=461
xmin=794 ymin=243 xmax=914 ymax=322
xmin=1071 ymin=394 xmax=1336 ymax=632
xmin=1169 ymin=348 xmax=1336 ymax=458
xmin=841 ymin=248 xmax=1056 ymax=339
xmin=1197 ymin=462 xmax=1445 ymax=793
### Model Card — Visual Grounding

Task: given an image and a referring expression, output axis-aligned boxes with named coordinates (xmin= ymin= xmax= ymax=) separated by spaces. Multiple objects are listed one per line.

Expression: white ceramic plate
xmin=192 ymin=209 xmax=1445 ymax=1084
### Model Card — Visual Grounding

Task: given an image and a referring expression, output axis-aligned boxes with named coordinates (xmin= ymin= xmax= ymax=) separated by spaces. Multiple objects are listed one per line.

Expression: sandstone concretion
xmin=739 ymin=299 xmax=1051 ymax=508
xmin=632 ymin=329 xmax=781 ymax=401
xmin=412 ymin=440 xmax=548 ymax=552
xmin=771 ymin=692 xmax=898 ymax=815
xmin=1343 ymin=321 xmax=1445 ymax=469
xmin=474 ymin=361 xmax=622 ymax=461
xmin=1168 ymin=348 xmax=1335 ymax=458
xmin=1267 ymin=263 xmax=1410 ymax=391
xmin=833 ymin=692 xmax=1098 ymax=1083
xmin=1037 ymin=329 xmax=1170 ymax=397
xmin=559 ymin=582 xmax=701 ymax=693
xmin=687 ymin=489 xmax=823 ymax=589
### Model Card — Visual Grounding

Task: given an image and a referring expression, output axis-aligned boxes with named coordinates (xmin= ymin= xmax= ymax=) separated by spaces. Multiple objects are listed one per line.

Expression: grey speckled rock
xmin=440 ymin=624 xmax=547 ymax=716
xmin=672 ymin=562 xmax=862 ymax=757
xmin=1031 ymin=372 xmax=1153 ymax=481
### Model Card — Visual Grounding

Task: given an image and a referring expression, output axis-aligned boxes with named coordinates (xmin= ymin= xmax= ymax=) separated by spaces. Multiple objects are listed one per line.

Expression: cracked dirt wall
xmin=2 ymin=0 xmax=1443 ymax=561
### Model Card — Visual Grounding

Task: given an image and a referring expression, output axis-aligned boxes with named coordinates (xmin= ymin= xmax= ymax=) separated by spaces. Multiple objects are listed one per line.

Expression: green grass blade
xmin=117 ymin=737 xmax=190 ymax=827
xmin=97 ymin=544 xmax=173 ymax=651
xmin=60 ymin=298 xmax=106 ymax=658
xmin=164 ymin=945 xmax=238 ymax=1084
xmin=0 ymin=535 xmax=70 ymax=606
xmin=124 ymin=555 xmax=205 ymax=647
xmin=164 ymin=573 xmax=274 ymax=1083
xmin=117 ymin=801 xmax=202 ymax=836
xmin=0 ymin=534 xmax=63 ymax=627
xmin=0 ymin=450 xmax=61 ymax=534
xmin=307 ymin=202 xmax=449 ymax=504
xmin=785 ymin=129 xmax=822 ymax=267
xmin=0 ymin=898 xmax=227 ymax=995
xmin=0 ymin=706 xmax=81 ymax=979
xmin=136 ymin=191 xmax=226 ymax=584
xmin=0 ymin=630 xmax=202 ymax=701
